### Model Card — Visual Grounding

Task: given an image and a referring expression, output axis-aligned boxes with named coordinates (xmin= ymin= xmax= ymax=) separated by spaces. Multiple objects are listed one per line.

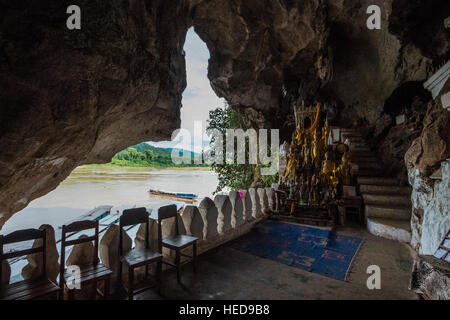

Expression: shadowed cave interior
xmin=0 ymin=0 xmax=449 ymax=300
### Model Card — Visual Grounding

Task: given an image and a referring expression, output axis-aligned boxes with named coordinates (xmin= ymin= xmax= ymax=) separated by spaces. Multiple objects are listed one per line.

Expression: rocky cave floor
xmin=125 ymin=223 xmax=418 ymax=300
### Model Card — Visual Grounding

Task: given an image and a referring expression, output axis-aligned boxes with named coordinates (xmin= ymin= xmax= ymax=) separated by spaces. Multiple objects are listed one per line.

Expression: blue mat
xmin=229 ymin=220 xmax=363 ymax=281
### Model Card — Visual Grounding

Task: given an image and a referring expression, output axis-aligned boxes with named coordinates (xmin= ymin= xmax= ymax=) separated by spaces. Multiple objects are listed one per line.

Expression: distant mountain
xmin=132 ymin=142 xmax=171 ymax=157
xmin=165 ymin=148 xmax=201 ymax=158
xmin=131 ymin=143 xmax=199 ymax=158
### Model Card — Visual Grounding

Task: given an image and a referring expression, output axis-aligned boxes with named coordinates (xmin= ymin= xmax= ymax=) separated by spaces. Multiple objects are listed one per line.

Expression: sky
xmin=148 ymin=28 xmax=225 ymax=152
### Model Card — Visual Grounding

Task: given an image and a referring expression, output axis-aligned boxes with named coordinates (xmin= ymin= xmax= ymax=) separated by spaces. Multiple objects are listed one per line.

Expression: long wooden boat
xmin=148 ymin=189 xmax=198 ymax=203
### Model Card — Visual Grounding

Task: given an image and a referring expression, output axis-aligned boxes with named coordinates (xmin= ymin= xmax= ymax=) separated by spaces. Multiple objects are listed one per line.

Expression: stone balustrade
xmin=180 ymin=205 xmax=204 ymax=239
xmin=214 ymin=195 xmax=232 ymax=235
xmin=99 ymin=224 xmax=132 ymax=286
xmin=198 ymin=197 xmax=219 ymax=240
xmin=229 ymin=191 xmax=244 ymax=228
xmin=241 ymin=190 xmax=254 ymax=222
xmin=15 ymin=188 xmax=275 ymax=294
xmin=248 ymin=188 xmax=262 ymax=219
xmin=22 ymin=224 xmax=59 ymax=283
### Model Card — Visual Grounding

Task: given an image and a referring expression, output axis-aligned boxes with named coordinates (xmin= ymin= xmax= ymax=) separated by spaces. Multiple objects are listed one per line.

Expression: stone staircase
xmin=341 ymin=129 xmax=412 ymax=243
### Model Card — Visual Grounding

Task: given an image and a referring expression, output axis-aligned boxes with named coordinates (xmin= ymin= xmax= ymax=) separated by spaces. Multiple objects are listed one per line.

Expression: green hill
xmin=110 ymin=142 xmax=206 ymax=168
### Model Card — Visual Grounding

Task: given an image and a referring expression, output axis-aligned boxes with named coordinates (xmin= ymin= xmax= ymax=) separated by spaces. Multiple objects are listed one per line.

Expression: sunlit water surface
xmin=1 ymin=166 xmax=218 ymax=280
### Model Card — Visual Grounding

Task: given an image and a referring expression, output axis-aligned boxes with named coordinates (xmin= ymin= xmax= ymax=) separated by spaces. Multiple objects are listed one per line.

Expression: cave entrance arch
xmin=0 ymin=28 xmax=223 ymax=233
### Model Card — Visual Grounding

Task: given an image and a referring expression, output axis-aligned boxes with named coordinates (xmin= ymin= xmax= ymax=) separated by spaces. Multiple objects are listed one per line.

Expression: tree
xmin=207 ymin=103 xmax=255 ymax=193
xmin=145 ymin=150 xmax=154 ymax=161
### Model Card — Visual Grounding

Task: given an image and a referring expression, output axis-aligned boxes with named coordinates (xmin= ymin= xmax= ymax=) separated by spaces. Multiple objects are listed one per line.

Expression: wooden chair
xmin=60 ymin=220 xmax=112 ymax=300
xmin=0 ymin=228 xmax=59 ymax=300
xmin=158 ymin=204 xmax=198 ymax=285
xmin=118 ymin=207 xmax=162 ymax=300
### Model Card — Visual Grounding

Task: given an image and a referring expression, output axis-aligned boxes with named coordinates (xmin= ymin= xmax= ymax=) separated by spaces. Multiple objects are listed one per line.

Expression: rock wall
xmin=406 ymin=86 xmax=450 ymax=254
xmin=408 ymin=161 xmax=450 ymax=255
xmin=0 ymin=0 xmax=189 ymax=227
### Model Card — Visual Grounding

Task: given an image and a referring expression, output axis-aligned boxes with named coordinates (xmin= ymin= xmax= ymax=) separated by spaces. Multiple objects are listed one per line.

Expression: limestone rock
xmin=214 ymin=195 xmax=232 ymax=235
xmin=249 ymin=188 xmax=262 ymax=219
xmin=1 ymin=0 xmax=448 ymax=232
xmin=389 ymin=0 xmax=450 ymax=62
xmin=21 ymin=224 xmax=59 ymax=283
xmin=66 ymin=235 xmax=96 ymax=266
xmin=181 ymin=206 xmax=204 ymax=239
xmin=409 ymin=162 xmax=450 ymax=254
xmin=405 ymin=101 xmax=450 ymax=175
xmin=0 ymin=0 xmax=190 ymax=228
xmin=229 ymin=191 xmax=244 ymax=228
xmin=198 ymin=197 xmax=219 ymax=240
xmin=410 ymin=255 xmax=450 ymax=300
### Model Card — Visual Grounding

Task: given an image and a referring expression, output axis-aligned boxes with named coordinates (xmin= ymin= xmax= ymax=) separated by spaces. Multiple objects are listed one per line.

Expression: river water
xmin=2 ymin=166 xmax=218 ymax=280
xmin=1 ymin=166 xmax=219 ymax=234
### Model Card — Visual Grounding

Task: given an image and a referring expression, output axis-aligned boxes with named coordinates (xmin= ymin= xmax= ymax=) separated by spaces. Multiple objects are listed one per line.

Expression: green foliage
xmin=207 ymin=103 xmax=280 ymax=193
xmin=110 ymin=143 xmax=207 ymax=168
xmin=207 ymin=103 xmax=255 ymax=193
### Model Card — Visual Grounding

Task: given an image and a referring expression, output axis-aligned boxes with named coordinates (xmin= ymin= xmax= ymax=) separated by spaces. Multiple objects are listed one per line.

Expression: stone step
xmin=367 ymin=217 xmax=412 ymax=243
xmin=364 ymin=204 xmax=411 ymax=220
xmin=357 ymin=177 xmax=400 ymax=186
xmin=342 ymin=132 xmax=363 ymax=137
xmin=357 ymin=163 xmax=383 ymax=171
xmin=352 ymin=157 xmax=378 ymax=163
xmin=343 ymin=136 xmax=364 ymax=141
xmin=362 ymin=193 xmax=411 ymax=206
xmin=353 ymin=161 xmax=381 ymax=169
xmin=350 ymin=148 xmax=372 ymax=154
xmin=359 ymin=184 xmax=412 ymax=195
xmin=349 ymin=144 xmax=368 ymax=149
xmin=353 ymin=169 xmax=383 ymax=177
xmin=351 ymin=151 xmax=376 ymax=157
xmin=343 ymin=134 xmax=365 ymax=139
xmin=340 ymin=129 xmax=360 ymax=133
xmin=351 ymin=160 xmax=382 ymax=167
xmin=349 ymin=142 xmax=369 ymax=147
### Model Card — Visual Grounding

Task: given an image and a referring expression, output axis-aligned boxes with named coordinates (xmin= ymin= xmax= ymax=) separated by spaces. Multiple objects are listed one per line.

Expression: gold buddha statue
xmin=283 ymin=133 xmax=300 ymax=180
xmin=322 ymin=118 xmax=330 ymax=143
xmin=321 ymin=151 xmax=335 ymax=177
xmin=337 ymin=151 xmax=352 ymax=186
xmin=313 ymin=130 xmax=327 ymax=169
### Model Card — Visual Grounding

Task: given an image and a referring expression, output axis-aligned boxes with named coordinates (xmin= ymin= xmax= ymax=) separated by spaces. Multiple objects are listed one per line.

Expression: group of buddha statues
xmin=282 ymin=101 xmax=352 ymax=208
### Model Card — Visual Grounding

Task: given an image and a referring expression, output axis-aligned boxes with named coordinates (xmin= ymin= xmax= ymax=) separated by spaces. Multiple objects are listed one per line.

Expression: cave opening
xmin=1 ymin=28 xmax=222 ymax=236
xmin=0 ymin=1 xmax=449 ymax=301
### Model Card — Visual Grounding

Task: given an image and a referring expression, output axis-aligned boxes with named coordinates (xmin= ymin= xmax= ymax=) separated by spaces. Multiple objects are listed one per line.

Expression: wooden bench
xmin=60 ymin=220 xmax=113 ymax=299
xmin=119 ymin=207 xmax=162 ymax=300
xmin=0 ymin=228 xmax=59 ymax=300
xmin=158 ymin=205 xmax=198 ymax=285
